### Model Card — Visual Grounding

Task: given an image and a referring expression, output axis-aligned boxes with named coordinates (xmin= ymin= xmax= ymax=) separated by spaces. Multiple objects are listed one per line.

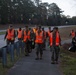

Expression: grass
xmin=0 ymin=32 xmax=5 ymax=35
xmin=59 ymin=26 xmax=76 ymax=75
xmin=0 ymin=49 xmax=23 ymax=75
xmin=60 ymin=47 xmax=76 ymax=75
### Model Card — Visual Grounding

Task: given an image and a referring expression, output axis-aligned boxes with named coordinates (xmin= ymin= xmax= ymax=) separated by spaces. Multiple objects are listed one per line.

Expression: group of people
xmin=4 ymin=25 xmax=61 ymax=64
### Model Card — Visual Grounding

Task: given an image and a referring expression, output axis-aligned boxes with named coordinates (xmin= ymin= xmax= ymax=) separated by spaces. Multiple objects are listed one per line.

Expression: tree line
xmin=0 ymin=0 xmax=76 ymax=26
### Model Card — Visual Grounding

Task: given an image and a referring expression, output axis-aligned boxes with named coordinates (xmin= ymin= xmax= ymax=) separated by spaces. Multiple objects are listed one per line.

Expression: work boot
xmin=51 ymin=61 xmax=55 ymax=64
xmin=55 ymin=61 xmax=58 ymax=64
xmin=25 ymin=53 xmax=29 ymax=56
xmin=35 ymin=57 xmax=39 ymax=60
xmin=40 ymin=55 xmax=42 ymax=60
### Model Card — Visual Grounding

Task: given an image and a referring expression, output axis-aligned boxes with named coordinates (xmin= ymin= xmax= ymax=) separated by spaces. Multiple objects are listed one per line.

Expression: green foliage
xmin=1 ymin=0 xmax=76 ymax=25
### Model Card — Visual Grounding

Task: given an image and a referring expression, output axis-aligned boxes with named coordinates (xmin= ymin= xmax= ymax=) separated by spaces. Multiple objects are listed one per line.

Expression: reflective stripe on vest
xmin=35 ymin=31 xmax=43 ymax=44
xmin=18 ymin=30 xmax=22 ymax=39
xmin=23 ymin=31 xmax=30 ymax=42
xmin=6 ymin=29 xmax=14 ymax=40
xmin=49 ymin=32 xmax=60 ymax=46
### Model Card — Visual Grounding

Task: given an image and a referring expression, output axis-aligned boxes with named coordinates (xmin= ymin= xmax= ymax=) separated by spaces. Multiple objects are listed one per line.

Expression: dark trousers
xmin=35 ymin=43 xmax=43 ymax=56
xmin=18 ymin=39 xmax=22 ymax=48
xmin=6 ymin=39 xmax=14 ymax=45
xmin=50 ymin=46 xmax=60 ymax=61
xmin=42 ymin=40 xmax=46 ymax=50
xmin=24 ymin=41 xmax=30 ymax=55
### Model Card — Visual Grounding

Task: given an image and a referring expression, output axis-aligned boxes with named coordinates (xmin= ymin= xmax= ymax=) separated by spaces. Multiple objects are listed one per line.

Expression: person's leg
xmin=27 ymin=41 xmax=31 ymax=53
xmin=51 ymin=46 xmax=55 ymax=64
xmin=25 ymin=42 xmax=29 ymax=56
xmin=6 ymin=39 xmax=10 ymax=45
xmin=54 ymin=46 xmax=60 ymax=64
xmin=29 ymin=41 xmax=32 ymax=52
xmin=11 ymin=40 xmax=14 ymax=44
xmin=35 ymin=44 xmax=39 ymax=60
xmin=43 ymin=40 xmax=46 ymax=50
xmin=40 ymin=44 xmax=43 ymax=59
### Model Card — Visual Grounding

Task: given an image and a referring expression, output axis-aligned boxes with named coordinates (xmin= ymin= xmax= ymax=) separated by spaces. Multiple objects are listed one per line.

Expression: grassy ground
xmin=60 ymin=47 xmax=76 ymax=75
xmin=0 ymin=50 xmax=24 ymax=75
xmin=0 ymin=32 xmax=5 ymax=35
xmin=59 ymin=25 xmax=76 ymax=75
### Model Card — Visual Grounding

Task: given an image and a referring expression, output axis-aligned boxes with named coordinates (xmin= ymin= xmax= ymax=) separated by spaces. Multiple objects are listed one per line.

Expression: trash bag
xmin=68 ymin=46 xmax=76 ymax=52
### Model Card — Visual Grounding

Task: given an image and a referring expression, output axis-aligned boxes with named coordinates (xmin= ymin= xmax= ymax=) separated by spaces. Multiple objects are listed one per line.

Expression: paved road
xmin=0 ymin=35 xmax=6 ymax=48
xmin=7 ymin=44 xmax=62 ymax=75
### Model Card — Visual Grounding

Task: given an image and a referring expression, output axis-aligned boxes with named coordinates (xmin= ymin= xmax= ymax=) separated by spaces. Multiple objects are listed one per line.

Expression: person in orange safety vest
xmin=4 ymin=25 xmax=16 ymax=45
xmin=69 ymin=30 xmax=75 ymax=38
xmin=22 ymin=26 xmax=31 ymax=56
xmin=35 ymin=26 xmax=43 ymax=60
xmin=17 ymin=27 xmax=23 ymax=40
xmin=49 ymin=27 xmax=61 ymax=64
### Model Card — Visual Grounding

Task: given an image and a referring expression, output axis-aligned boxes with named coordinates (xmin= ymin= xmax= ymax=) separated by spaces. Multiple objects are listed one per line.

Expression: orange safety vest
xmin=18 ymin=30 xmax=22 ymax=39
xmin=35 ymin=31 xmax=43 ymax=44
xmin=47 ymin=31 xmax=51 ymax=37
xmin=6 ymin=29 xmax=14 ymax=40
xmin=49 ymin=32 xmax=60 ymax=46
xmin=71 ymin=31 xmax=75 ymax=38
xmin=23 ymin=30 xmax=30 ymax=42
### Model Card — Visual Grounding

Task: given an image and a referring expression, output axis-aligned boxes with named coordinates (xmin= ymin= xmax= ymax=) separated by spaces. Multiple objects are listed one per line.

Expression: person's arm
xmin=59 ymin=35 xmax=61 ymax=46
xmin=22 ymin=30 xmax=24 ymax=40
xmin=14 ymin=30 xmax=16 ymax=38
xmin=17 ymin=30 xmax=18 ymax=36
xmin=69 ymin=32 xmax=71 ymax=37
xmin=34 ymin=33 xmax=36 ymax=42
xmin=4 ymin=31 xmax=8 ymax=40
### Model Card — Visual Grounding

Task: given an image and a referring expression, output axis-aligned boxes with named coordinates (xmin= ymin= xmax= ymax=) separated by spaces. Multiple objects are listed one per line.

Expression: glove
xmin=32 ymin=42 xmax=34 ymax=45
xmin=22 ymin=40 xmax=23 ymax=42
xmin=11 ymin=38 xmax=14 ymax=40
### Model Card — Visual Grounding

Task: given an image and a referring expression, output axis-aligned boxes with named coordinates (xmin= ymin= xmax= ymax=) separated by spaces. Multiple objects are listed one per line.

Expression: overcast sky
xmin=42 ymin=0 xmax=76 ymax=17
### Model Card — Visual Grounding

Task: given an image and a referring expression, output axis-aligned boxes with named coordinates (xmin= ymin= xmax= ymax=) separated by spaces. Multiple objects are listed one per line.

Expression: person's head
xmin=35 ymin=25 xmax=38 ymax=30
xmin=48 ymin=27 xmax=51 ymax=31
xmin=31 ymin=29 xmax=34 ymax=33
xmin=9 ymin=25 xmax=13 ymax=30
xmin=29 ymin=28 xmax=31 ymax=31
xmin=25 ymin=26 xmax=28 ymax=31
xmin=19 ymin=27 xmax=21 ymax=31
xmin=53 ymin=27 xmax=58 ymax=33
xmin=72 ymin=30 xmax=74 ymax=32
xmin=38 ymin=26 xmax=41 ymax=31
xmin=42 ymin=27 xmax=44 ymax=31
